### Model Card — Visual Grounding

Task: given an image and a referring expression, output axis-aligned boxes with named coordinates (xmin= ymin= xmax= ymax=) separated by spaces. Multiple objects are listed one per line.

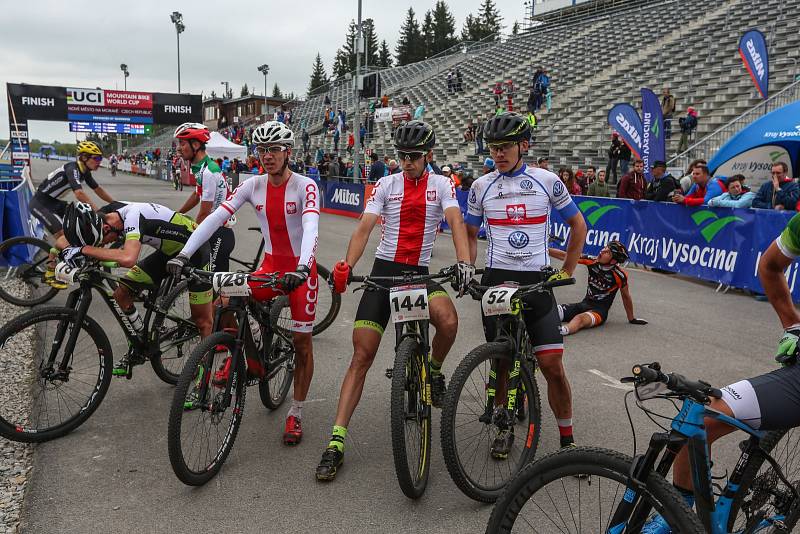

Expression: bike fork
xmin=50 ymin=288 xmax=93 ymax=378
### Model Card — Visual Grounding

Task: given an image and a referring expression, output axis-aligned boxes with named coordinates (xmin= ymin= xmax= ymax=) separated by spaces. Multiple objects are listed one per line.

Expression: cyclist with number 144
xmin=315 ymin=120 xmax=474 ymax=482
xmin=466 ymin=112 xmax=588 ymax=455
xmin=168 ymin=121 xmax=320 ymax=447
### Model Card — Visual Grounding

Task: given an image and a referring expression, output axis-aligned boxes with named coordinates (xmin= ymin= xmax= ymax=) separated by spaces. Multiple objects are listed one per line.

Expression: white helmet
xmin=252 ymin=121 xmax=294 ymax=147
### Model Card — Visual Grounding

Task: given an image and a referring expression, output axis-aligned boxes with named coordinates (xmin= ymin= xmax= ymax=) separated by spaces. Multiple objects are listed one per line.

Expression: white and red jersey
xmin=182 ymin=173 xmax=320 ymax=269
xmin=364 ymin=171 xmax=459 ymax=266
xmin=466 ymin=164 xmax=579 ymax=271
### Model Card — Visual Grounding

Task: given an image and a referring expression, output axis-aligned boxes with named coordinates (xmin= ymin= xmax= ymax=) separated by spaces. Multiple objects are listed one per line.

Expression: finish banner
xmin=607 ymin=103 xmax=642 ymax=159
xmin=739 ymin=29 xmax=769 ymax=99
xmin=548 ymin=196 xmax=799 ymax=300
xmin=640 ymin=88 xmax=666 ymax=181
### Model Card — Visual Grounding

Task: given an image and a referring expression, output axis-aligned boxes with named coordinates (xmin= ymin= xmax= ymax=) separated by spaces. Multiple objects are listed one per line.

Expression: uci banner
xmin=549 ymin=197 xmax=800 ymax=301
xmin=640 ymin=88 xmax=666 ymax=181
xmin=738 ymin=30 xmax=769 ymax=99
xmin=607 ymin=103 xmax=642 ymax=159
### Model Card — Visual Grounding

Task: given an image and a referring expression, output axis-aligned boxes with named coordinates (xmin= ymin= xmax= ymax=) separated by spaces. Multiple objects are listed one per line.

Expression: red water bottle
xmin=332 ymin=261 xmax=351 ymax=294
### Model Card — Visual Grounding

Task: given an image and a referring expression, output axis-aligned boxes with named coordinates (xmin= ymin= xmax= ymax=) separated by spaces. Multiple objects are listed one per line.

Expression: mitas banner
xmin=640 ymin=88 xmax=666 ymax=181
xmin=739 ymin=29 xmax=769 ymax=99
xmin=607 ymin=103 xmax=642 ymax=159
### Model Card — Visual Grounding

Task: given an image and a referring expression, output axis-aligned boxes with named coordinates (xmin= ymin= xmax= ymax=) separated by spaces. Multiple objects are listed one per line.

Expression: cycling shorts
xmin=29 ymin=194 xmax=67 ymax=234
xmin=120 ymin=244 xmax=212 ymax=304
xmin=354 ymin=258 xmax=449 ymax=336
xmin=558 ymin=301 xmax=608 ymax=327
xmin=250 ymin=253 xmax=317 ymax=334
xmin=209 ymin=226 xmax=235 ymax=272
xmin=480 ymin=268 xmax=563 ymax=357
xmin=721 ymin=363 xmax=800 ymax=431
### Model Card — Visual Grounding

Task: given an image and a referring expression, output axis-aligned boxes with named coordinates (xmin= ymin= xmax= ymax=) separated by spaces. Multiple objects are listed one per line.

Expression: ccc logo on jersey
xmin=506 ymin=204 xmax=527 ymax=220
xmin=508 ymin=231 xmax=530 ymax=249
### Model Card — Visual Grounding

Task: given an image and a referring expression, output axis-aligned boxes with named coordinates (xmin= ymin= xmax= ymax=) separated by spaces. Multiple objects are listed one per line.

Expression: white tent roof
xmin=206 ymin=131 xmax=247 ymax=160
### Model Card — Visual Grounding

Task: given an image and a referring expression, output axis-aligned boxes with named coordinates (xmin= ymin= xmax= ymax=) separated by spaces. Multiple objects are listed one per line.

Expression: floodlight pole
xmin=352 ymin=0 xmax=363 ymax=180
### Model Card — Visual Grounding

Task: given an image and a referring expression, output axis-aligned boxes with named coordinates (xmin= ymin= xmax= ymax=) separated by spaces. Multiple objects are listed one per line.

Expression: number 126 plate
xmin=389 ymin=284 xmax=429 ymax=323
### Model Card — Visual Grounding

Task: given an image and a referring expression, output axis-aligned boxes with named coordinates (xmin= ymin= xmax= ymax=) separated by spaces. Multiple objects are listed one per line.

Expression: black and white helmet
xmin=63 ymin=202 xmax=103 ymax=247
xmin=252 ymin=121 xmax=294 ymax=147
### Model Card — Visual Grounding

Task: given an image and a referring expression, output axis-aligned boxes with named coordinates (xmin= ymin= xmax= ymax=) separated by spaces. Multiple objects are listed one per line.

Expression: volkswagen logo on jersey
xmin=553 ymin=180 xmax=565 ymax=197
xmin=520 ymin=179 xmax=534 ymax=190
xmin=469 ymin=189 xmax=477 ymax=204
xmin=508 ymin=231 xmax=529 ymax=249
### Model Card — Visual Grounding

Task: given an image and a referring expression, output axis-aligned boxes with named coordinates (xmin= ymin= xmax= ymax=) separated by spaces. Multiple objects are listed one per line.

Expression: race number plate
xmin=389 ymin=284 xmax=429 ymax=323
xmin=635 ymin=381 xmax=669 ymax=401
xmin=212 ymin=272 xmax=251 ymax=297
xmin=481 ymin=285 xmax=519 ymax=316
xmin=54 ymin=262 xmax=78 ymax=284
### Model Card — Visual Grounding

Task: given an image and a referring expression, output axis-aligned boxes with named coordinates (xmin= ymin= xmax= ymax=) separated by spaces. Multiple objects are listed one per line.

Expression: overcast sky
xmin=1 ymin=0 xmax=526 ymax=144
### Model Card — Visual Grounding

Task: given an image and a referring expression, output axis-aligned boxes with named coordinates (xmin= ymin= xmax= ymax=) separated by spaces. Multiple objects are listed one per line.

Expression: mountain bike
xmin=440 ymin=273 xmax=575 ymax=503
xmin=229 ymin=226 xmax=341 ymax=336
xmin=486 ymin=362 xmax=800 ymax=533
xmin=348 ymin=266 xmax=457 ymax=499
xmin=167 ymin=268 xmax=295 ymax=486
xmin=0 ymin=236 xmax=61 ymax=306
xmin=0 ymin=259 xmax=199 ymax=443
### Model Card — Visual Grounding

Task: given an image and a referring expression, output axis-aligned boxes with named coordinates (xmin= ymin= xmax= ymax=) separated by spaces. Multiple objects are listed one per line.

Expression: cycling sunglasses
xmin=256 ymin=145 xmax=288 ymax=155
xmin=396 ymin=150 xmax=426 ymax=161
xmin=488 ymin=142 xmax=516 ymax=152
xmin=90 ymin=155 xmax=103 ymax=162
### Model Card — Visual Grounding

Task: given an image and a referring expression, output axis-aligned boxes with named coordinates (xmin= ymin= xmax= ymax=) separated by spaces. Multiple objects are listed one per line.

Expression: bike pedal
xmin=385 ymin=368 xmax=393 ymax=379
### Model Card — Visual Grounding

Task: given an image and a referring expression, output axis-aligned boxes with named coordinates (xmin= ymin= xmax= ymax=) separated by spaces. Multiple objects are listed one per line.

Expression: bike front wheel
xmin=0 ymin=307 xmax=113 ymax=442
xmin=259 ymin=299 xmax=295 ymax=409
xmin=0 ymin=236 xmax=59 ymax=307
xmin=390 ymin=336 xmax=431 ymax=499
xmin=167 ymin=332 xmax=245 ymax=486
xmin=441 ymin=342 xmax=542 ymax=503
xmin=150 ymin=280 xmax=199 ymax=385
xmin=486 ymin=447 xmax=706 ymax=533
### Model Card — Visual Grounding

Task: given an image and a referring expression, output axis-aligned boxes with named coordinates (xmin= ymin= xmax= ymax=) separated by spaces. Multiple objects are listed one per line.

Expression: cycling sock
xmin=559 ymin=325 xmax=570 ymax=336
xmin=287 ymin=400 xmax=303 ymax=420
xmin=557 ymin=418 xmax=573 ymax=439
xmin=328 ymin=425 xmax=347 ymax=452
xmin=430 ymin=357 xmax=443 ymax=376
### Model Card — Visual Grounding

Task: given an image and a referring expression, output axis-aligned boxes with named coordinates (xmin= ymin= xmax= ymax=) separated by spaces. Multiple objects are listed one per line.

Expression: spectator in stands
xmin=585 ymin=166 xmax=597 ymax=185
xmin=347 ymin=132 xmax=354 ymax=156
xmin=315 ymin=147 xmax=324 ymax=165
xmin=359 ymin=123 xmax=367 ymax=146
xmin=492 ymin=82 xmax=504 ymax=106
xmin=307 ymin=163 xmax=320 ymax=183
xmin=475 ymin=119 xmax=486 ymax=155
xmin=588 ymin=169 xmax=610 ymax=197
xmin=302 ymin=129 xmax=310 ymax=155
xmin=414 ymin=102 xmax=425 ymax=120
xmin=672 ymin=164 xmax=726 ymax=206
xmin=441 ymin=166 xmax=452 ymax=180
xmin=447 ymin=71 xmax=454 ymax=94
xmin=368 ymin=152 xmax=385 ymax=183
xmin=333 ymin=128 xmax=341 ymax=153
xmin=677 ymin=107 xmax=699 ymax=153
xmin=559 ymin=168 xmax=582 ymax=195
xmin=464 ymin=122 xmax=475 ymax=143
xmin=337 ymin=156 xmax=347 ymax=177
xmin=662 ymin=88 xmax=676 ymax=140
xmin=708 ymin=175 xmax=755 ymax=208
xmin=387 ymin=159 xmax=399 ymax=175
xmin=575 ymin=170 xmax=588 ymax=195
xmin=606 ymin=133 xmax=622 ymax=184
xmin=537 ymin=156 xmax=549 ymax=171
xmin=644 ymin=161 xmax=681 ymax=202
xmin=482 ymin=157 xmax=496 ymax=175
xmin=426 ymin=152 xmax=441 ymax=175
xmin=381 ymin=94 xmax=389 ymax=108
xmin=455 ymin=68 xmax=463 ymax=92
xmin=752 ymin=162 xmax=799 ymax=211
xmin=460 ymin=169 xmax=475 ymax=190
xmin=401 ymin=96 xmax=410 ymax=105
xmin=617 ymin=159 xmax=646 ymax=200
xmin=618 ymin=141 xmax=632 ymax=177
xmin=680 ymin=159 xmax=707 ymax=193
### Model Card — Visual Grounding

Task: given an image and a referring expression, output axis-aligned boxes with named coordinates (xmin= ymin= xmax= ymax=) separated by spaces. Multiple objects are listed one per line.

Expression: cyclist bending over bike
xmin=173 ymin=123 xmax=236 ymax=272
xmin=466 ymin=112 xmax=588 ymax=455
xmin=60 ymin=201 xmax=213 ymax=377
xmin=549 ymin=240 xmax=647 ymax=336
xmin=315 ymin=120 xmax=473 ymax=482
xmin=168 ymin=121 xmax=320 ymax=447
xmin=29 ymin=141 xmax=115 ymax=288
xmin=642 ymin=212 xmax=800 ymax=534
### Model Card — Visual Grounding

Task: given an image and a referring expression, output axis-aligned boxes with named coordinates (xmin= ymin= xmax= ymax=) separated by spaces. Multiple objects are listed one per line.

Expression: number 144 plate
xmin=389 ymin=284 xmax=430 ymax=323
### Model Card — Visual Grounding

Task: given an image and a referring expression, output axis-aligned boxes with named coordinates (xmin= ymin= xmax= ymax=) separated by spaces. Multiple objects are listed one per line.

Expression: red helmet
xmin=174 ymin=122 xmax=210 ymax=143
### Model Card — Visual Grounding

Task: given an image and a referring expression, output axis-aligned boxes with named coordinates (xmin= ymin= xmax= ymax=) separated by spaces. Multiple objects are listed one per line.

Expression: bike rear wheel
xmin=167 ymin=332 xmax=245 ymax=486
xmin=0 ymin=236 xmax=59 ymax=307
xmin=273 ymin=265 xmax=341 ymax=336
xmin=390 ymin=337 xmax=431 ymax=499
xmin=259 ymin=298 xmax=295 ymax=409
xmin=0 ymin=307 xmax=113 ymax=442
xmin=441 ymin=342 xmax=542 ymax=503
xmin=150 ymin=280 xmax=199 ymax=385
xmin=728 ymin=427 xmax=800 ymax=533
xmin=486 ymin=447 xmax=706 ymax=533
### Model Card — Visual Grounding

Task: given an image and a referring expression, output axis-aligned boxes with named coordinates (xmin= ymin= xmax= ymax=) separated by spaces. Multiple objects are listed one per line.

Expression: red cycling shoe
xmin=283 ymin=416 xmax=302 ymax=445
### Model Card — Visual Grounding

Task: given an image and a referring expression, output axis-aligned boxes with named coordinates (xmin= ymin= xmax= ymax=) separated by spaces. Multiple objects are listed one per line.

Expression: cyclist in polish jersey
xmin=168 ymin=121 xmax=319 ymax=447
xmin=315 ymin=121 xmax=474 ymax=482
xmin=466 ymin=112 xmax=588 ymax=457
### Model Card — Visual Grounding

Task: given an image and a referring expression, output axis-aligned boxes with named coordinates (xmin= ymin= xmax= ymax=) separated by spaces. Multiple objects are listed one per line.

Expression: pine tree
xmin=362 ymin=18 xmax=380 ymax=68
xmin=422 ymin=10 xmax=435 ymax=58
xmin=308 ymin=53 xmax=329 ymax=95
xmin=478 ymin=0 xmax=503 ymax=39
xmin=240 ymin=84 xmax=249 ymax=97
xmin=431 ymin=1 xmax=458 ymax=55
xmin=332 ymin=20 xmax=357 ymax=78
xmin=461 ymin=13 xmax=482 ymax=42
xmin=272 ymin=83 xmax=283 ymax=98
xmin=378 ymin=40 xmax=393 ymax=68
xmin=396 ymin=8 xmax=425 ymax=65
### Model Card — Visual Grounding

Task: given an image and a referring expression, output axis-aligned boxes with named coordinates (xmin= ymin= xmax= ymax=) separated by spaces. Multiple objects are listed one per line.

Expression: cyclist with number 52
xmin=168 ymin=121 xmax=320 ymax=447
xmin=466 ymin=112 xmax=587 ymax=456
xmin=315 ymin=120 xmax=474 ymax=482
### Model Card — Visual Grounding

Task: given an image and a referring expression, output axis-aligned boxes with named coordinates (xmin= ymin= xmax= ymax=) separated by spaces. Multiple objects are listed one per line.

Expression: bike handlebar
xmin=466 ymin=276 xmax=576 ymax=300
xmin=626 ymin=362 xmax=722 ymax=403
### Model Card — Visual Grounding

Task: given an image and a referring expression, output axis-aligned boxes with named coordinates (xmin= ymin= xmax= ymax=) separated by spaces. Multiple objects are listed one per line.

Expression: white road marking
xmin=588 ymin=369 xmax=633 ymax=391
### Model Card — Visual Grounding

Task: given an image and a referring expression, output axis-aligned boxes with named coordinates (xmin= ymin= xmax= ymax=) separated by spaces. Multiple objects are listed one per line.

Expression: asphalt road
xmin=13 ymin=160 xmax=783 ymax=533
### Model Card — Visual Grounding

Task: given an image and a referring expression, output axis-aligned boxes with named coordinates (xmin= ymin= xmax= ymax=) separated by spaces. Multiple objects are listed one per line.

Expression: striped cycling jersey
xmin=364 ymin=171 xmax=459 ymax=267
xmin=191 ymin=155 xmax=235 ymax=227
xmin=117 ymin=202 xmax=197 ymax=256
xmin=466 ymin=164 xmax=579 ymax=271
xmin=579 ymin=258 xmax=628 ymax=309
xmin=36 ymin=161 xmax=99 ymax=199
xmin=181 ymin=173 xmax=319 ymax=269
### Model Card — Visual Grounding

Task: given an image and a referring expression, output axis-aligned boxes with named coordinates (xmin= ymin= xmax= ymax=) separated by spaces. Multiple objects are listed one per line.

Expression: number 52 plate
xmin=481 ymin=285 xmax=519 ymax=316
xmin=389 ymin=284 xmax=429 ymax=323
